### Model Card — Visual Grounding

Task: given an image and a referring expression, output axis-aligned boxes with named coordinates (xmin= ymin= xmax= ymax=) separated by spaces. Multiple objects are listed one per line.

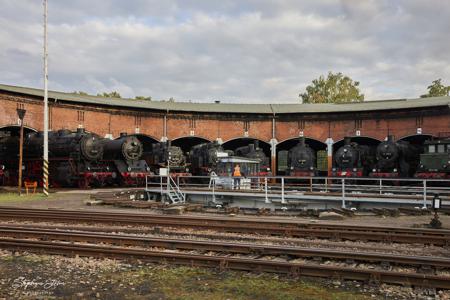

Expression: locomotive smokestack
xmin=299 ymin=137 xmax=305 ymax=146
xmin=120 ymin=132 xmax=127 ymax=137
xmin=76 ymin=128 xmax=85 ymax=135
xmin=344 ymin=137 xmax=352 ymax=145
xmin=254 ymin=140 xmax=259 ymax=149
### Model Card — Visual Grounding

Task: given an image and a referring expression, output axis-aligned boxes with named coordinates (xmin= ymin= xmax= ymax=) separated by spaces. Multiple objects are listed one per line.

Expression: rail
xmin=146 ymin=174 xmax=450 ymax=208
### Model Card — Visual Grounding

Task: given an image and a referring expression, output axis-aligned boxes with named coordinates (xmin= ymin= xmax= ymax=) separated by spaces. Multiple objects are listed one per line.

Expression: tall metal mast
xmin=43 ymin=0 xmax=49 ymax=196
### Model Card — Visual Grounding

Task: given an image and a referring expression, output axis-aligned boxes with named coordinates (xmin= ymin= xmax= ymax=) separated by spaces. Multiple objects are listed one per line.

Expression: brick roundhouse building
xmin=1 ymin=83 xmax=449 ymax=175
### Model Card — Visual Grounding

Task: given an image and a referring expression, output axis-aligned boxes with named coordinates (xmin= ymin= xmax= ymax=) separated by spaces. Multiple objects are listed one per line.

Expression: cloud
xmin=0 ymin=0 xmax=449 ymax=103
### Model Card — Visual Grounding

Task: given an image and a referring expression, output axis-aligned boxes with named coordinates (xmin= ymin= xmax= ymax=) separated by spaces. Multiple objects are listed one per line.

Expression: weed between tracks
xmin=0 ymin=251 xmax=372 ymax=300
xmin=0 ymin=192 xmax=55 ymax=203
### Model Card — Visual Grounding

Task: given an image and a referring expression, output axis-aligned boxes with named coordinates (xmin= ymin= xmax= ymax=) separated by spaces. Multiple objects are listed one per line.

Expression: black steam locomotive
xmin=235 ymin=141 xmax=271 ymax=176
xmin=370 ymin=135 xmax=421 ymax=178
xmin=102 ymin=133 xmax=150 ymax=186
xmin=415 ymin=137 xmax=450 ymax=179
xmin=145 ymin=141 xmax=189 ymax=174
xmin=0 ymin=135 xmax=19 ymax=185
xmin=332 ymin=137 xmax=375 ymax=177
xmin=287 ymin=137 xmax=316 ymax=176
xmin=0 ymin=129 xmax=150 ymax=188
xmin=188 ymin=141 xmax=231 ymax=176
xmin=0 ymin=129 xmax=110 ymax=187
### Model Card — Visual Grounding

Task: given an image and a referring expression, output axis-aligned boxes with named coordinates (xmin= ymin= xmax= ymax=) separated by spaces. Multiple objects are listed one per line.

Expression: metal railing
xmin=145 ymin=175 xmax=450 ymax=208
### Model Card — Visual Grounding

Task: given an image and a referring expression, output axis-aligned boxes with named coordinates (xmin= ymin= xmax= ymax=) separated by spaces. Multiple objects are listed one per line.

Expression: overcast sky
xmin=1 ymin=1 xmax=449 ymax=103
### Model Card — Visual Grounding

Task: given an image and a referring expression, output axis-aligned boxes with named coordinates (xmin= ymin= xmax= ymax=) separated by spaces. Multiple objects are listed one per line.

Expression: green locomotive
xmin=415 ymin=137 xmax=450 ymax=179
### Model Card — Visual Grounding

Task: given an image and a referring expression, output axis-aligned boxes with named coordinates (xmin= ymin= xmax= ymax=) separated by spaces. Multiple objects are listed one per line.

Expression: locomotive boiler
xmin=235 ymin=141 xmax=271 ymax=176
xmin=370 ymin=135 xmax=421 ymax=178
xmin=332 ymin=137 xmax=375 ymax=177
xmin=287 ymin=137 xmax=316 ymax=176
xmin=102 ymin=133 xmax=150 ymax=185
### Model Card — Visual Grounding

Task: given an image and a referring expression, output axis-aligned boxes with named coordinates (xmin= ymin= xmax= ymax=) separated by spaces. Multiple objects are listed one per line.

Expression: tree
xmin=420 ymin=79 xmax=450 ymax=98
xmin=299 ymin=72 xmax=364 ymax=104
xmin=97 ymin=91 xmax=122 ymax=98
xmin=135 ymin=96 xmax=152 ymax=100
xmin=73 ymin=91 xmax=88 ymax=95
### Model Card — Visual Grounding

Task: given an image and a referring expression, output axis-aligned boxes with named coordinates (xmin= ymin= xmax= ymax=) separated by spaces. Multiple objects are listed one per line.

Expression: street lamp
xmin=17 ymin=108 xmax=26 ymax=195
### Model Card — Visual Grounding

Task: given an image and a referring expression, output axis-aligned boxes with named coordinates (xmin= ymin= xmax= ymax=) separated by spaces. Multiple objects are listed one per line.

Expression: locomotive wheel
xmin=78 ymin=178 xmax=89 ymax=189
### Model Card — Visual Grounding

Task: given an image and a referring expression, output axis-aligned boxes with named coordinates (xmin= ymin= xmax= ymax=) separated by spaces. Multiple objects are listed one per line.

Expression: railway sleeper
xmin=418 ymin=265 xmax=435 ymax=275
xmin=380 ymin=261 xmax=391 ymax=271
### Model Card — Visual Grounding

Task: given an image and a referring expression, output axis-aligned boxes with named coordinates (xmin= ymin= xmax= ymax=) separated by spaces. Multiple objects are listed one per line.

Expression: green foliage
xmin=420 ymin=79 xmax=450 ymax=98
xmin=97 ymin=91 xmax=122 ymax=98
xmin=135 ymin=96 xmax=152 ymax=100
xmin=73 ymin=91 xmax=88 ymax=96
xmin=300 ymin=72 xmax=364 ymax=104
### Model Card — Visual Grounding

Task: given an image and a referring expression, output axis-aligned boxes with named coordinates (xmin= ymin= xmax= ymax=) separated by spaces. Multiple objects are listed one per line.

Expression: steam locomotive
xmin=188 ymin=141 xmax=231 ymax=176
xmin=415 ymin=137 xmax=450 ymax=179
xmin=0 ymin=164 xmax=5 ymax=185
xmin=370 ymin=135 xmax=422 ymax=178
xmin=332 ymin=137 xmax=375 ymax=177
xmin=234 ymin=141 xmax=271 ymax=176
xmin=0 ymin=129 xmax=150 ymax=188
xmin=144 ymin=141 xmax=189 ymax=175
xmin=287 ymin=137 xmax=316 ymax=176
xmin=102 ymin=133 xmax=150 ymax=186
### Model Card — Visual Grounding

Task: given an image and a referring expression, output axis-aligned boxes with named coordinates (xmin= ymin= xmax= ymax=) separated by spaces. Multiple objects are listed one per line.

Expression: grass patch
xmin=122 ymin=266 xmax=371 ymax=300
xmin=0 ymin=192 xmax=55 ymax=203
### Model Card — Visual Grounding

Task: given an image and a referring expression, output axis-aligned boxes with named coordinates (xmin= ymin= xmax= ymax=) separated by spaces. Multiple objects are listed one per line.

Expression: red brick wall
xmin=1 ymin=92 xmax=449 ymax=145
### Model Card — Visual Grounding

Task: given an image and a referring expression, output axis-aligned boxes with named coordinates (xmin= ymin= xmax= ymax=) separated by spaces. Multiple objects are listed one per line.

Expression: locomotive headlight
xmin=332 ymin=168 xmax=336 ymax=171
xmin=393 ymin=168 xmax=397 ymax=172
xmin=290 ymin=166 xmax=294 ymax=170
xmin=127 ymin=167 xmax=132 ymax=172
xmin=310 ymin=167 xmax=314 ymax=170
xmin=87 ymin=166 xmax=91 ymax=171
xmin=372 ymin=169 xmax=376 ymax=172
xmin=0 ymin=165 xmax=4 ymax=170
xmin=146 ymin=167 xmax=150 ymax=172
xmin=106 ymin=166 xmax=110 ymax=171
xmin=443 ymin=165 xmax=447 ymax=169
xmin=353 ymin=168 xmax=357 ymax=172
xmin=420 ymin=164 xmax=424 ymax=168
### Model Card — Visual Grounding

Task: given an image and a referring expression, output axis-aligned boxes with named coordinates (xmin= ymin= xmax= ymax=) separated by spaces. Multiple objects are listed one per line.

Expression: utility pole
xmin=17 ymin=109 xmax=26 ymax=195
xmin=43 ymin=0 xmax=49 ymax=196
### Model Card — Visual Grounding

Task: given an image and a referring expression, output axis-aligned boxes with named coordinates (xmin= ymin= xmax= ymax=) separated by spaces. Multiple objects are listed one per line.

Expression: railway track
xmin=0 ymin=225 xmax=449 ymax=269
xmin=0 ymin=206 xmax=448 ymax=245
xmin=0 ymin=235 xmax=449 ymax=289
